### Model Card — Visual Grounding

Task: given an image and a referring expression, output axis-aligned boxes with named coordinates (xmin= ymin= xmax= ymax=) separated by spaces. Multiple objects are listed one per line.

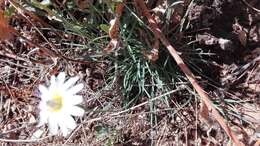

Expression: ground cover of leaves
xmin=0 ymin=0 xmax=259 ymax=145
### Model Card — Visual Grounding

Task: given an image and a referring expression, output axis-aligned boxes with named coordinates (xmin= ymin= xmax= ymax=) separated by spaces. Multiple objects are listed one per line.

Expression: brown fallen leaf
xmin=75 ymin=0 xmax=94 ymax=10
xmin=109 ymin=18 xmax=120 ymax=40
xmin=104 ymin=2 xmax=125 ymax=53
xmin=143 ymin=39 xmax=159 ymax=62
xmin=0 ymin=11 xmax=13 ymax=41
xmin=238 ymin=30 xmax=247 ymax=47
xmin=199 ymin=101 xmax=210 ymax=124
xmin=233 ymin=21 xmax=247 ymax=47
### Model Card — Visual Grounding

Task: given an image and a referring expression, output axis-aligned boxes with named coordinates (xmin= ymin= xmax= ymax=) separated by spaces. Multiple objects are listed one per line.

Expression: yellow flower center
xmin=47 ymin=92 xmax=63 ymax=112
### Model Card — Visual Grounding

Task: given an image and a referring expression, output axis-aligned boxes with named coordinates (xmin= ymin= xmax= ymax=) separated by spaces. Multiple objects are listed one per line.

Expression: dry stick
xmin=0 ymin=136 xmax=52 ymax=143
xmin=134 ymin=1 xmax=243 ymax=146
xmin=241 ymin=0 xmax=260 ymax=13
xmin=110 ymin=88 xmax=180 ymax=116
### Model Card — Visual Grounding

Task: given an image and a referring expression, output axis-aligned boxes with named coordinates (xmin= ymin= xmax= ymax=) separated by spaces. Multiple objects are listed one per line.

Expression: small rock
xmin=218 ymin=38 xmax=233 ymax=50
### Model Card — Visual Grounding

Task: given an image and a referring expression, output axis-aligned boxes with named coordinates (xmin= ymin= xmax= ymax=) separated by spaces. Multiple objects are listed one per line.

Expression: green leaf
xmin=99 ymin=24 xmax=110 ymax=33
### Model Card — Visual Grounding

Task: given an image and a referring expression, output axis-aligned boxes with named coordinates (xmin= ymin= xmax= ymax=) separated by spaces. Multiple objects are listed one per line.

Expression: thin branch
xmin=110 ymin=88 xmax=180 ymax=116
xmin=0 ymin=136 xmax=52 ymax=143
xmin=241 ymin=0 xmax=260 ymax=13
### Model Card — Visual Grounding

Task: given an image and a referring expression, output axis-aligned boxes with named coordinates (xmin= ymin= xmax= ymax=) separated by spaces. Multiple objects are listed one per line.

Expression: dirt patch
xmin=0 ymin=0 xmax=260 ymax=145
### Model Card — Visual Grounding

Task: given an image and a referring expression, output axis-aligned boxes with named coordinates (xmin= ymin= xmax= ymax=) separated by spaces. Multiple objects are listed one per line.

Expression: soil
xmin=0 ymin=0 xmax=259 ymax=145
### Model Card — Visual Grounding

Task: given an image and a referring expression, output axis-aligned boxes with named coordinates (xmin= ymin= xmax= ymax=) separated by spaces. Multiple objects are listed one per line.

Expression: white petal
xmin=67 ymin=106 xmax=85 ymax=117
xmin=49 ymin=75 xmax=57 ymax=91
xmin=60 ymin=123 xmax=69 ymax=137
xmin=57 ymin=72 xmax=66 ymax=86
xmin=58 ymin=115 xmax=76 ymax=136
xmin=39 ymin=85 xmax=48 ymax=94
xmin=50 ymin=75 xmax=56 ymax=85
xmin=39 ymin=85 xmax=51 ymax=101
xmin=57 ymin=116 xmax=68 ymax=136
xmin=67 ymin=83 xmax=84 ymax=95
xmin=48 ymin=115 xmax=59 ymax=135
xmin=65 ymin=116 xmax=77 ymax=130
xmin=59 ymin=120 xmax=71 ymax=137
xmin=38 ymin=110 xmax=48 ymax=127
xmin=39 ymin=101 xmax=47 ymax=111
xmin=63 ymin=76 xmax=79 ymax=90
xmin=64 ymin=95 xmax=83 ymax=105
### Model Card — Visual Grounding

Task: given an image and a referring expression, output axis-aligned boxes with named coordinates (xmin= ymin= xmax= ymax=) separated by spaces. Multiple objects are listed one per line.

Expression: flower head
xmin=38 ymin=72 xmax=84 ymax=136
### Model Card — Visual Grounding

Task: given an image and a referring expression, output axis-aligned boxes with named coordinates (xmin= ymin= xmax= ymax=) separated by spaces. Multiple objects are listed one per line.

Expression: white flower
xmin=38 ymin=72 xmax=84 ymax=136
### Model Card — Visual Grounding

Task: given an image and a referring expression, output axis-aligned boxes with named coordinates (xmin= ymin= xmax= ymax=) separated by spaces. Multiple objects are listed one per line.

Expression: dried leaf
xmin=143 ymin=39 xmax=159 ymax=62
xmin=238 ymin=30 xmax=247 ymax=47
xmin=200 ymin=102 xmax=210 ymax=122
xmin=109 ymin=18 xmax=120 ymax=39
xmin=104 ymin=39 xmax=120 ymax=53
xmin=233 ymin=21 xmax=247 ymax=47
xmin=75 ymin=0 xmax=93 ymax=10
xmin=104 ymin=2 xmax=124 ymax=53
xmin=0 ymin=11 xmax=13 ymax=41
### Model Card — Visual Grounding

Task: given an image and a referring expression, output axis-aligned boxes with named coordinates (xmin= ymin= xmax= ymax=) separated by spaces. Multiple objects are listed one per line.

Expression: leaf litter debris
xmin=0 ymin=0 xmax=260 ymax=145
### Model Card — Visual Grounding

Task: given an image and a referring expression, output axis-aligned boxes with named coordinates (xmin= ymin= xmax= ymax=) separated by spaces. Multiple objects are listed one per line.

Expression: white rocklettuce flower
xmin=38 ymin=72 xmax=84 ymax=136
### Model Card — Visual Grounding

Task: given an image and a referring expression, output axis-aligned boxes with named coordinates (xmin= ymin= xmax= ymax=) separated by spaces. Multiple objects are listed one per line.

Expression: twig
xmin=0 ymin=50 xmax=31 ymax=63
xmin=241 ymin=0 xmax=260 ymax=13
xmin=110 ymin=88 xmax=180 ymax=116
xmin=0 ymin=136 xmax=52 ymax=143
xmin=134 ymin=1 xmax=243 ymax=146
xmin=0 ymin=124 xmax=34 ymax=136
xmin=64 ymin=124 xmax=82 ymax=144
